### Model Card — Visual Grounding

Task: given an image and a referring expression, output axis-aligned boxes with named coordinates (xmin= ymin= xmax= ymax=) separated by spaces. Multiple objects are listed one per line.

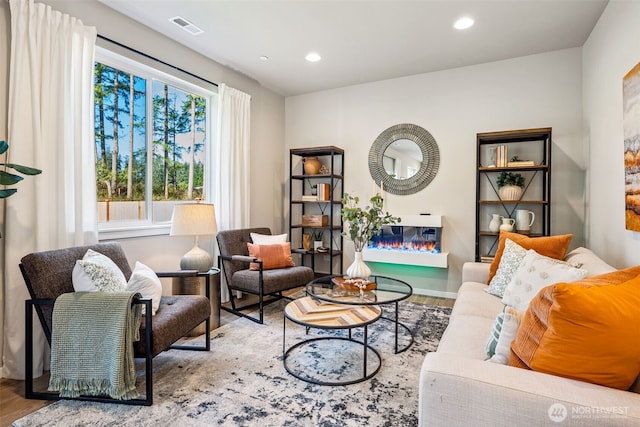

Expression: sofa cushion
xmin=72 ymin=249 xmax=128 ymax=293
xmin=509 ymin=268 xmax=640 ymax=390
xmin=501 ymin=249 xmax=587 ymax=311
xmin=250 ymin=232 xmax=287 ymax=244
xmin=487 ymin=306 xmax=523 ymax=364
xmin=436 ymin=314 xmax=497 ymax=360
xmin=564 ymin=247 xmax=616 ymax=277
xmin=485 ymin=308 xmax=505 ymax=358
xmin=247 ymin=242 xmax=295 ymax=270
xmin=126 ymin=261 xmax=163 ymax=316
xmin=451 ymin=282 xmax=504 ymax=319
xmin=486 ymin=238 xmax=527 ymax=298
xmin=487 ymin=231 xmax=572 ymax=284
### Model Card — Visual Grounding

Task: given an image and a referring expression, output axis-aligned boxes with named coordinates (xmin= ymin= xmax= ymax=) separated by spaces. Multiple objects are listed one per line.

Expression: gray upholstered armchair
xmin=216 ymin=227 xmax=314 ymax=323
xmin=20 ymin=242 xmax=211 ymax=406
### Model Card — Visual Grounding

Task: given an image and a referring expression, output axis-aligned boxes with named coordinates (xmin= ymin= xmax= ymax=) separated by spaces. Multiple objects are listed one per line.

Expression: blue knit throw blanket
xmin=48 ymin=291 xmax=142 ymax=399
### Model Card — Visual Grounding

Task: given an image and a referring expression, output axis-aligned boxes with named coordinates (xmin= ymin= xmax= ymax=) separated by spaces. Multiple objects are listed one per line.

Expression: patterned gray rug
xmin=14 ymin=299 xmax=451 ymax=427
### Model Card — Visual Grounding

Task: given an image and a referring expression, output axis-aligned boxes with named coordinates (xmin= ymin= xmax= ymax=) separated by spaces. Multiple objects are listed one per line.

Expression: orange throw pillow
xmin=487 ymin=231 xmax=572 ymax=284
xmin=509 ymin=267 xmax=640 ymax=390
xmin=247 ymin=243 xmax=295 ymax=270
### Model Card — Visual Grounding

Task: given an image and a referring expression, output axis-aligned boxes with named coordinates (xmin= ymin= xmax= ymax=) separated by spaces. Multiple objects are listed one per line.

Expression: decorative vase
xmin=488 ymin=214 xmax=502 ymax=233
xmin=303 ymin=157 xmax=322 ymax=175
xmin=346 ymin=251 xmax=371 ymax=279
xmin=499 ymin=217 xmax=515 ymax=232
xmin=303 ymin=234 xmax=311 ymax=251
xmin=313 ymin=240 xmax=323 ymax=251
xmin=498 ymin=185 xmax=523 ymax=201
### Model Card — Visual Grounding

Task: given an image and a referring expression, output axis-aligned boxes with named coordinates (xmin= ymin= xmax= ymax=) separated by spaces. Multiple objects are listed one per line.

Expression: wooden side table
xmin=171 ymin=268 xmax=220 ymax=335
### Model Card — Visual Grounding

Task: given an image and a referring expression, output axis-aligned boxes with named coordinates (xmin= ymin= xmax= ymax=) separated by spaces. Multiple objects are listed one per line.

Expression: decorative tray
xmin=331 ymin=277 xmax=376 ymax=292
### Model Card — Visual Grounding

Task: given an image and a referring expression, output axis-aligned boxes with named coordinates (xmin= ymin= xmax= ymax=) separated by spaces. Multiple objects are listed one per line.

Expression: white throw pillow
xmin=250 ymin=232 xmax=287 ymax=244
xmin=501 ymin=249 xmax=588 ymax=311
xmin=485 ymin=238 xmax=527 ymax=298
xmin=126 ymin=261 xmax=162 ymax=316
xmin=488 ymin=306 xmax=523 ymax=364
xmin=72 ymin=249 xmax=127 ymax=293
xmin=563 ymin=247 xmax=616 ymax=277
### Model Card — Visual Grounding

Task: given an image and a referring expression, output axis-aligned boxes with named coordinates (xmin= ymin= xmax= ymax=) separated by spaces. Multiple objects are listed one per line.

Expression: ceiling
xmin=99 ymin=0 xmax=608 ymax=97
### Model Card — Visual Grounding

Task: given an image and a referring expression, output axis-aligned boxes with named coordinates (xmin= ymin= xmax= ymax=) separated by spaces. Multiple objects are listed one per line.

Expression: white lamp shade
xmin=170 ymin=203 xmax=217 ymax=236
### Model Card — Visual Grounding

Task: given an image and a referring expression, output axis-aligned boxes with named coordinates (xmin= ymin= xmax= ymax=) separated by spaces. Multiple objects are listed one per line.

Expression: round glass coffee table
xmin=283 ymin=296 xmax=382 ymax=385
xmin=306 ymin=275 xmax=414 ymax=353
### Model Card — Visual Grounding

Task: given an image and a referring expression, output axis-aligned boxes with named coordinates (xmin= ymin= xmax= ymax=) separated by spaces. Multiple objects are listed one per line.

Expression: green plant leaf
xmin=0 ymin=188 xmax=18 ymax=198
xmin=0 ymin=170 xmax=23 ymax=185
xmin=4 ymin=163 xmax=42 ymax=175
xmin=0 ymin=141 xmax=7 ymax=155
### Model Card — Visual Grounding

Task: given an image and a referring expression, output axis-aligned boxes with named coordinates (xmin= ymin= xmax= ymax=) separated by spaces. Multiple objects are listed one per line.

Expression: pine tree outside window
xmin=94 ymin=48 xmax=216 ymax=237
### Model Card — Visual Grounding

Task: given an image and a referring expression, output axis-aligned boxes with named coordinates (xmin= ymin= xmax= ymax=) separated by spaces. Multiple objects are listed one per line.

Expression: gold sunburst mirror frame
xmin=368 ymin=123 xmax=440 ymax=195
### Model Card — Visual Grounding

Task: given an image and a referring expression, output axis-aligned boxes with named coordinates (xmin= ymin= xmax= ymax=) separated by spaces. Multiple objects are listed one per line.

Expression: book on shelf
xmin=507 ymin=160 xmax=535 ymax=167
xmin=301 ymin=195 xmax=318 ymax=201
xmin=480 ymin=256 xmax=495 ymax=263
xmin=317 ymin=183 xmax=330 ymax=201
xmin=495 ymin=145 xmax=508 ymax=167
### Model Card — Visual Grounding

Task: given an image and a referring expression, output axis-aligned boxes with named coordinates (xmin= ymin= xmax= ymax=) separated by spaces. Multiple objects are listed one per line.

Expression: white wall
xmin=583 ymin=1 xmax=640 ymax=268
xmin=286 ymin=49 xmax=585 ymax=296
xmin=27 ymin=1 xmax=286 ymax=281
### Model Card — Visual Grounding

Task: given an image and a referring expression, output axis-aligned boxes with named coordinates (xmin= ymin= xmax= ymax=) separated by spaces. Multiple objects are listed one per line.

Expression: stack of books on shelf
xmin=495 ymin=145 xmax=508 ymax=167
xmin=301 ymin=195 xmax=318 ymax=201
xmin=317 ymin=183 xmax=330 ymax=201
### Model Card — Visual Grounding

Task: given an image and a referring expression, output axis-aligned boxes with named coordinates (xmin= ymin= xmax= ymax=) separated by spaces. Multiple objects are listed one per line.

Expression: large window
xmin=94 ymin=48 xmax=216 ymax=235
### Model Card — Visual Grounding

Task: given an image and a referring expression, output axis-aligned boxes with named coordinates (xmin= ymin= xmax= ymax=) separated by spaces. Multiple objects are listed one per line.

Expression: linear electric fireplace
xmin=362 ymin=214 xmax=448 ymax=268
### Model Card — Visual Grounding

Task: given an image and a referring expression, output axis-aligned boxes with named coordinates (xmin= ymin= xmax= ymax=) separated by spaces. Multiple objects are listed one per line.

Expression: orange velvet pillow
xmin=487 ymin=231 xmax=572 ymax=284
xmin=508 ymin=267 xmax=640 ymax=390
xmin=247 ymin=243 xmax=295 ymax=270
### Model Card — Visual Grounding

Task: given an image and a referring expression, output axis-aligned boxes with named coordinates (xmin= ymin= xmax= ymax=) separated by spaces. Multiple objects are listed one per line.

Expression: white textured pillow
xmin=72 ymin=249 xmax=127 ymax=293
xmin=126 ymin=261 xmax=162 ymax=316
xmin=485 ymin=239 xmax=527 ymax=298
xmin=502 ymin=249 xmax=588 ymax=311
xmin=487 ymin=306 xmax=523 ymax=364
xmin=250 ymin=232 xmax=287 ymax=244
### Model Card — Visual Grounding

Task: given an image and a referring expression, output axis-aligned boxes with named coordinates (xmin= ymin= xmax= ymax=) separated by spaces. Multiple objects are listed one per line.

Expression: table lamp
xmin=170 ymin=202 xmax=217 ymax=272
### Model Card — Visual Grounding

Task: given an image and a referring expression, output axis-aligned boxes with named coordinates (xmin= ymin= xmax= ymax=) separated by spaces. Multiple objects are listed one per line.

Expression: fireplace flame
xmin=368 ymin=240 xmax=439 ymax=253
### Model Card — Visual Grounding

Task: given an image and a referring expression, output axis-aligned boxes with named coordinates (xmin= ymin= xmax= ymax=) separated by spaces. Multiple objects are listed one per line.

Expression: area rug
xmin=14 ymin=299 xmax=451 ymax=427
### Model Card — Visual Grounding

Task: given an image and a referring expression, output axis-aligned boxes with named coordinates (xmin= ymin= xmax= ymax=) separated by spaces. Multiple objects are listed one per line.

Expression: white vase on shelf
xmin=346 ymin=251 xmax=371 ymax=279
xmin=488 ymin=214 xmax=502 ymax=233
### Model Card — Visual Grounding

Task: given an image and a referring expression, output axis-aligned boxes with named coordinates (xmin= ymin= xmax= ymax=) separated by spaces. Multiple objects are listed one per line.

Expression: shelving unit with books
xmin=475 ymin=128 xmax=552 ymax=262
xmin=289 ymin=146 xmax=344 ymax=276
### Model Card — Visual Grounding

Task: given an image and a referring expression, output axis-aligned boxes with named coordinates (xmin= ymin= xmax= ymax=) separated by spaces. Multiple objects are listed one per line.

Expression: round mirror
xmin=369 ymin=123 xmax=440 ymax=195
xmin=383 ymin=139 xmax=423 ymax=180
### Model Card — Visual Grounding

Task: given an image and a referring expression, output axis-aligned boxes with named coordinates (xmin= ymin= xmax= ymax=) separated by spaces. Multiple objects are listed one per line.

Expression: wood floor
xmin=0 ymin=291 xmax=453 ymax=426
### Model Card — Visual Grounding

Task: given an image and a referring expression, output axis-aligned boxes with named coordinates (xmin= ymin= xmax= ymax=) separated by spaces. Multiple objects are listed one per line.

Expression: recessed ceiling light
xmin=305 ymin=52 xmax=322 ymax=62
xmin=260 ymin=56 xmax=269 ymax=61
xmin=453 ymin=17 xmax=474 ymax=30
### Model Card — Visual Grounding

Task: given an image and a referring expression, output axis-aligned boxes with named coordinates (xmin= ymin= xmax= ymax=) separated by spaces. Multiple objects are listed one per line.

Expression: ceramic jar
xmin=303 ymin=157 xmax=322 ymax=175
xmin=499 ymin=217 xmax=515 ymax=232
xmin=489 ymin=214 xmax=502 ymax=233
xmin=515 ymin=209 xmax=535 ymax=234
xmin=498 ymin=185 xmax=523 ymax=201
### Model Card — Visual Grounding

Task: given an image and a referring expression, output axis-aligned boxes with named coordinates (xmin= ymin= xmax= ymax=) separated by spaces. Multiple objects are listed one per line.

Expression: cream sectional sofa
xmin=419 ymin=247 xmax=640 ymax=426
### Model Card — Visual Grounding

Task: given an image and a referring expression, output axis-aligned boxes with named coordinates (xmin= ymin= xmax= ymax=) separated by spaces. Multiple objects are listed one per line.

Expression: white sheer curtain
xmin=2 ymin=0 xmax=97 ymax=379
xmin=215 ymin=84 xmax=251 ymax=302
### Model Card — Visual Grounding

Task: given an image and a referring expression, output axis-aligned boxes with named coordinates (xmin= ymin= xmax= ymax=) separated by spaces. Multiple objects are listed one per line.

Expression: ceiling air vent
xmin=169 ymin=16 xmax=204 ymax=36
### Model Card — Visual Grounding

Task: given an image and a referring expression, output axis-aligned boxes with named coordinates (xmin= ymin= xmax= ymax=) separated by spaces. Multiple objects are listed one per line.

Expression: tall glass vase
xmin=346 ymin=251 xmax=371 ymax=279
